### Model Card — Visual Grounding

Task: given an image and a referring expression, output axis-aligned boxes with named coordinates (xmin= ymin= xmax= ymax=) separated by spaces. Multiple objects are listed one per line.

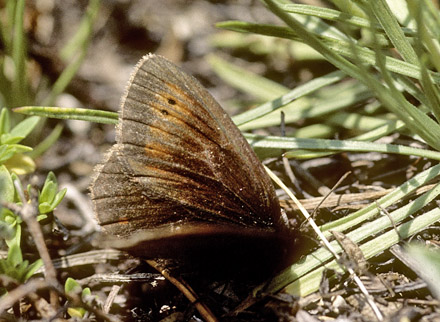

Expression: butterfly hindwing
xmin=91 ymin=54 xmax=282 ymax=240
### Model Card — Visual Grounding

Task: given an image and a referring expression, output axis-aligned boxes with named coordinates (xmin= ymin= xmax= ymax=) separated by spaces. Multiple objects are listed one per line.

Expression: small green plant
xmin=64 ymin=277 xmax=93 ymax=319
xmin=0 ymin=166 xmax=66 ymax=243
xmin=0 ymin=166 xmax=22 ymax=249
xmin=0 ymin=108 xmax=39 ymax=175
xmin=0 ymin=243 xmax=42 ymax=295
xmin=0 ymin=166 xmax=66 ymax=288
xmin=0 ymin=0 xmax=100 ymax=318
xmin=38 ymin=172 xmax=67 ymax=217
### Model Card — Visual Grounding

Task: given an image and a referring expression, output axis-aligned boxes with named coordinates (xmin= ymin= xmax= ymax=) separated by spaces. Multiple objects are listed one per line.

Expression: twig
xmin=0 ymin=277 xmax=120 ymax=322
xmin=146 ymin=259 xmax=219 ymax=322
xmin=310 ymin=171 xmax=351 ymax=219
xmin=395 ymin=298 xmax=440 ymax=306
xmin=290 ymin=159 xmax=332 ymax=196
xmin=12 ymin=179 xmax=60 ymax=308
xmin=280 ymin=111 xmax=307 ymax=197
xmin=280 ymin=183 xmax=435 ymax=210
xmin=36 ymin=249 xmax=128 ymax=272
xmin=78 ymin=272 xmax=161 ymax=285
xmin=376 ymin=202 xmax=400 ymax=238
xmin=0 ymin=279 xmax=49 ymax=315
xmin=63 ymin=183 xmax=99 ymax=235
xmin=103 ymin=285 xmax=121 ymax=314
xmin=265 ymin=166 xmax=338 ymax=260
xmin=280 ymin=189 xmax=390 ymax=210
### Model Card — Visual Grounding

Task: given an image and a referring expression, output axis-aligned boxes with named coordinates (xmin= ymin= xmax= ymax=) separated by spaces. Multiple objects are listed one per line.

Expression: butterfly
xmin=90 ymin=54 xmax=296 ymax=278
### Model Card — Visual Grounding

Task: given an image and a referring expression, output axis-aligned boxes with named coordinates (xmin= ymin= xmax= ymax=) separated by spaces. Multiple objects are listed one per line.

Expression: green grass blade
xmin=245 ymin=134 xmax=440 ymax=161
xmin=13 ymin=106 xmax=118 ymax=124
xmin=0 ymin=0 xmax=15 ymax=53
xmin=366 ymin=0 xmax=418 ymax=64
xmin=43 ymin=0 xmax=101 ymax=105
xmin=10 ymin=0 xmax=27 ymax=107
xmin=419 ymin=55 xmax=440 ymax=123
xmin=238 ymin=84 xmax=372 ymax=131
xmin=42 ymin=53 xmax=88 ymax=106
xmin=217 ymin=21 xmax=440 ymax=84
xmin=366 ymin=25 xmax=440 ymax=150
xmin=326 ymin=112 xmax=392 ymax=132
xmin=232 ymin=70 xmax=346 ymax=126
xmin=27 ymin=124 xmax=64 ymax=159
xmin=283 ymin=207 xmax=440 ymax=296
xmin=207 ymin=54 xmax=288 ymax=100
xmin=60 ymin=0 xmax=101 ymax=60
xmin=283 ymin=3 xmax=416 ymax=37
xmin=321 ymin=163 xmax=440 ymax=233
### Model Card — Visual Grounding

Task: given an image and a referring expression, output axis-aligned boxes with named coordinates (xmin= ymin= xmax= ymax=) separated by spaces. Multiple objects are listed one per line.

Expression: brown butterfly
xmin=90 ymin=54 xmax=296 ymax=278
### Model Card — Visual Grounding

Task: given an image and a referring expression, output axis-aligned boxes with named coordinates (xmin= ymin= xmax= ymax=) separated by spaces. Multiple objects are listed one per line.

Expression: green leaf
xmin=8 ymin=144 xmax=33 ymax=154
xmin=0 ymin=144 xmax=33 ymax=164
xmin=67 ymin=307 xmax=87 ymax=318
xmin=11 ymin=172 xmax=22 ymax=202
xmin=237 ymin=81 xmax=371 ymax=131
xmin=232 ymin=70 xmax=347 ymax=127
xmin=38 ymin=202 xmax=52 ymax=214
xmin=0 ymin=260 xmax=8 ymax=275
xmin=1 ymin=133 xmax=25 ymax=145
xmin=0 ymin=145 xmax=8 ymax=161
xmin=217 ymin=21 xmax=440 ymax=84
xmin=36 ymin=214 xmax=48 ymax=222
xmin=0 ymin=165 xmax=14 ymax=202
xmin=4 ymin=213 xmax=18 ymax=225
xmin=39 ymin=181 xmax=56 ymax=205
xmin=65 ymin=277 xmax=82 ymax=294
xmin=366 ymin=0 xmax=418 ymax=64
xmin=283 ymin=3 xmax=415 ymax=36
xmin=44 ymin=0 xmax=100 ymax=106
xmin=23 ymin=259 xmax=43 ymax=282
xmin=5 ymin=222 xmax=21 ymax=249
xmin=64 ymin=277 xmax=91 ymax=318
xmin=39 ymin=172 xmax=58 ymax=203
xmin=82 ymin=287 xmax=91 ymax=298
xmin=4 ymin=153 xmax=36 ymax=175
xmin=60 ymin=0 xmax=101 ymax=60
xmin=0 ymin=221 xmax=16 ymax=240
xmin=0 ymin=108 xmax=10 ymax=135
xmin=7 ymin=242 xmax=22 ymax=268
xmin=9 ymin=116 xmax=39 ymax=140
xmin=38 ymin=173 xmax=65 ymax=214
xmin=14 ymin=260 xmax=29 ymax=281
xmin=262 ymin=205 xmax=440 ymax=297
xmin=45 ymin=171 xmax=58 ymax=186
xmin=50 ymin=188 xmax=67 ymax=209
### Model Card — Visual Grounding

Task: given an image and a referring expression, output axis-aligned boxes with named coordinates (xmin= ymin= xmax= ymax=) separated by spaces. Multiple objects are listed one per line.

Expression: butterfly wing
xmin=91 ymin=54 xmax=292 ymax=264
